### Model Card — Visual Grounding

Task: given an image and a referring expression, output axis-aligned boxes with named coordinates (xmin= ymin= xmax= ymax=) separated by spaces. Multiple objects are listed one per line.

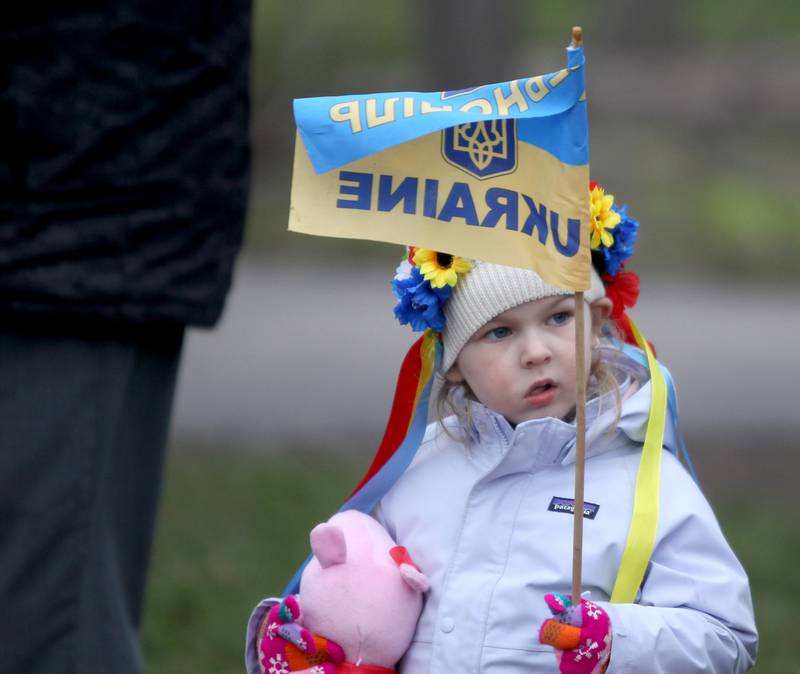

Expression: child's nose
xmin=520 ymin=334 xmax=551 ymax=367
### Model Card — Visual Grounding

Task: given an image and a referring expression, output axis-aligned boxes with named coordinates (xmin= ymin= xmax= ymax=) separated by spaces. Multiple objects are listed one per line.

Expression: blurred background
xmin=143 ymin=2 xmax=799 ymax=672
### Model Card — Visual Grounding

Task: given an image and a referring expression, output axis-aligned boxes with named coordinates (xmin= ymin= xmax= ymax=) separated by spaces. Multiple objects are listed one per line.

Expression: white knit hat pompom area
xmin=441 ymin=261 xmax=606 ymax=373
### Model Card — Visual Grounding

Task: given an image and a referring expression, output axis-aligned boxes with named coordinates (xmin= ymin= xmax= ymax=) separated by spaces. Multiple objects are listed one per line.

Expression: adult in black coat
xmin=0 ymin=3 xmax=252 ymax=672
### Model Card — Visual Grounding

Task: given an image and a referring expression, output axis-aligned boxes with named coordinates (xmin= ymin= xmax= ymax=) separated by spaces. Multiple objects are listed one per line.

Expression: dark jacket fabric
xmin=0 ymin=2 xmax=251 ymax=327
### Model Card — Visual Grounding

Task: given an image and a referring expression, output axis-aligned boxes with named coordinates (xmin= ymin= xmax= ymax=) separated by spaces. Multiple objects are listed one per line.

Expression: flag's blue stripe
xmin=566 ymin=44 xmax=584 ymax=69
xmin=517 ymin=102 xmax=588 ymax=166
xmin=281 ymin=341 xmax=442 ymax=596
xmin=295 ymin=48 xmax=586 ymax=174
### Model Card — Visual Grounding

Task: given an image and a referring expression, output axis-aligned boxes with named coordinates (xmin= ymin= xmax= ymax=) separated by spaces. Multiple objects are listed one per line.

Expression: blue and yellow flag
xmin=289 ymin=45 xmax=590 ymax=291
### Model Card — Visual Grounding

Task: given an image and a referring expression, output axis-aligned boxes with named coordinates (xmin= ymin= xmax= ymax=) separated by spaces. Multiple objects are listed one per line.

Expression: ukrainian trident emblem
xmin=442 ymin=119 xmax=517 ymax=180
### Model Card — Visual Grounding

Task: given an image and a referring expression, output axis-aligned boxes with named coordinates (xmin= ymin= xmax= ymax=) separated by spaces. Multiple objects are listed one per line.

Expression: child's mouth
xmin=525 ymin=381 xmax=557 ymax=407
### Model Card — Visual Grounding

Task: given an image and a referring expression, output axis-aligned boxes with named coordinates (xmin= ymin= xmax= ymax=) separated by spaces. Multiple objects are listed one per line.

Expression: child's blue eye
xmin=549 ymin=311 xmax=570 ymax=325
xmin=488 ymin=326 xmax=511 ymax=339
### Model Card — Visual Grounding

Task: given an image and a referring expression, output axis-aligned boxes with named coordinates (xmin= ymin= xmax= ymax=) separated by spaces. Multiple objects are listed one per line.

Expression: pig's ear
xmin=309 ymin=523 xmax=347 ymax=568
xmin=390 ymin=546 xmax=430 ymax=593
xmin=399 ymin=564 xmax=430 ymax=593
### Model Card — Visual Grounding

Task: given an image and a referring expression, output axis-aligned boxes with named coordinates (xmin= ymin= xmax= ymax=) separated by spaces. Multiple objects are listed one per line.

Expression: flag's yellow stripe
xmin=289 ymin=130 xmax=591 ymax=292
xmin=610 ymin=320 xmax=667 ymax=603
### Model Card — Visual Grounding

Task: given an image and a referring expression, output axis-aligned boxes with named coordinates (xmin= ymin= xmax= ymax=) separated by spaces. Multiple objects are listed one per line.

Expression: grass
xmin=143 ymin=447 xmax=792 ymax=673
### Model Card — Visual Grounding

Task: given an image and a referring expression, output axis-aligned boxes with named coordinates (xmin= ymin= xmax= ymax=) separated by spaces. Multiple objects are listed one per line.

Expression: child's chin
xmin=514 ymin=401 xmax=578 ymax=425
xmin=513 ymin=409 xmax=562 ymax=425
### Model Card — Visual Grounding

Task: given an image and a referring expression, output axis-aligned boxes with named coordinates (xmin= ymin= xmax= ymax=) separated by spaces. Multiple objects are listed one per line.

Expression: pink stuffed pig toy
xmin=246 ymin=510 xmax=429 ymax=674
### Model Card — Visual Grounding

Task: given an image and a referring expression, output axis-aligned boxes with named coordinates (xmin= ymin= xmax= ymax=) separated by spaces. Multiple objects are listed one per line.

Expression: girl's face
xmin=446 ymin=296 xmax=609 ymax=425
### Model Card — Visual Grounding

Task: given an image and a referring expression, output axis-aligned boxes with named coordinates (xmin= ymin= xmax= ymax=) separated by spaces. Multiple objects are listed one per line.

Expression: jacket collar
xmin=466 ymin=358 xmax=658 ymax=481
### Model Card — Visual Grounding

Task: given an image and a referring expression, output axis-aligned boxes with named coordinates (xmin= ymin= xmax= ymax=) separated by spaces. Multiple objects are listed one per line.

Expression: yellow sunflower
xmin=589 ymin=185 xmax=621 ymax=250
xmin=412 ymin=248 xmax=472 ymax=288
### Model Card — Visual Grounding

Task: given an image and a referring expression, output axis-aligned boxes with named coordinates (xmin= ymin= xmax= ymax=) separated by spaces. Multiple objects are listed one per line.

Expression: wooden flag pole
xmin=572 ymin=291 xmax=587 ymax=600
xmin=571 ymin=25 xmax=586 ymax=602
xmin=571 ymin=25 xmax=583 ymax=48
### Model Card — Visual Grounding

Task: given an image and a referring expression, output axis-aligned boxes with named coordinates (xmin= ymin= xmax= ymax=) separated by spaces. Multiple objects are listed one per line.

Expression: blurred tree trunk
xmin=414 ymin=0 xmax=518 ymax=89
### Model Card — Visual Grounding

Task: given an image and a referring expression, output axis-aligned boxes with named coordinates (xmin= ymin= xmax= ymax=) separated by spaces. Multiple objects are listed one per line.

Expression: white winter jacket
xmin=376 ymin=353 xmax=757 ymax=673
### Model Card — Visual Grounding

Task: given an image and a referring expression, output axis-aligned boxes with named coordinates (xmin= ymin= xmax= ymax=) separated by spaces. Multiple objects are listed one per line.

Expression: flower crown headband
xmin=391 ymin=181 xmax=642 ymax=346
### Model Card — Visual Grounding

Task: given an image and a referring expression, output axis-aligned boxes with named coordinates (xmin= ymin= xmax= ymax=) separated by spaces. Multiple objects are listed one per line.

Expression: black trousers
xmin=0 ymin=322 xmax=184 ymax=673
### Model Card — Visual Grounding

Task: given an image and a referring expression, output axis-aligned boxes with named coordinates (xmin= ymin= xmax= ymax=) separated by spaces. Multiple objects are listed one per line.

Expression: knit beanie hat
xmin=441 ymin=262 xmax=606 ymax=372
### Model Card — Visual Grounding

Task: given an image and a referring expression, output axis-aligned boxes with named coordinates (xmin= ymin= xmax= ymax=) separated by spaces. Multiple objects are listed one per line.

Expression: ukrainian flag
xmin=289 ymin=44 xmax=590 ymax=291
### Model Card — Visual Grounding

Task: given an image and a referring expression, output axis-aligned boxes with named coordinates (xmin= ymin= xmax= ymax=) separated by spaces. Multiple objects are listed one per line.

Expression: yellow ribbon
xmin=610 ymin=319 xmax=667 ymax=604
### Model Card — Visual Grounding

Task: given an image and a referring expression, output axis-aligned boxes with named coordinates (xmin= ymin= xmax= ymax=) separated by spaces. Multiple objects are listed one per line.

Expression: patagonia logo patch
xmin=548 ymin=496 xmax=600 ymax=520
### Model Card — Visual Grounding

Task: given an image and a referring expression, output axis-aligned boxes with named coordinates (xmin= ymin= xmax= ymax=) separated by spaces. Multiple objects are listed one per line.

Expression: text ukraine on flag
xmin=289 ymin=46 xmax=591 ymax=292
xmin=335 ymin=167 xmax=581 ymax=260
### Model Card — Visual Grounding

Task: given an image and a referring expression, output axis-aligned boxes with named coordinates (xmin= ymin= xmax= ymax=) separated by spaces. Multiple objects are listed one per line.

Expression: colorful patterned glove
xmin=257 ymin=595 xmax=345 ymax=674
xmin=538 ymin=593 xmax=612 ymax=674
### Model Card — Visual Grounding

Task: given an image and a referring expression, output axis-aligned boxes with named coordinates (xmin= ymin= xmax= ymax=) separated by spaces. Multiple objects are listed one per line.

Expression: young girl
xmin=248 ymin=186 xmax=757 ymax=673
xmin=373 ymin=186 xmax=757 ymax=673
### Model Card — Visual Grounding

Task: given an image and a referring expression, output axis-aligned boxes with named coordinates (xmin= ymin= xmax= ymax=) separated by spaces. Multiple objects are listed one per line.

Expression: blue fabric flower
xmin=602 ymin=204 xmax=639 ymax=276
xmin=392 ymin=266 xmax=450 ymax=332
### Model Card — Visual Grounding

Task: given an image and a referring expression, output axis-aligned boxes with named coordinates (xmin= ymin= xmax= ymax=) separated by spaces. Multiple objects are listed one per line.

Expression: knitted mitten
xmin=258 ymin=596 xmax=345 ymax=674
xmin=538 ymin=593 xmax=612 ymax=674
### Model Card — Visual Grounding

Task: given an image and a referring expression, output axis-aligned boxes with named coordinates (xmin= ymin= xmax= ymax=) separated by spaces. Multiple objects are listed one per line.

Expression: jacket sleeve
xmin=599 ymin=452 xmax=757 ymax=674
xmin=244 ymin=597 xmax=280 ymax=674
